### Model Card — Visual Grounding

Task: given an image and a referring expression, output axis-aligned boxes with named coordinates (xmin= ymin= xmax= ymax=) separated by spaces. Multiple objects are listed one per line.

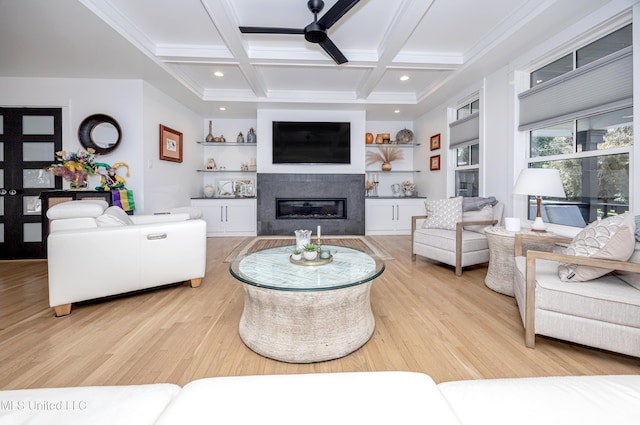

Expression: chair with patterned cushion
xmin=412 ymin=197 xmax=504 ymax=275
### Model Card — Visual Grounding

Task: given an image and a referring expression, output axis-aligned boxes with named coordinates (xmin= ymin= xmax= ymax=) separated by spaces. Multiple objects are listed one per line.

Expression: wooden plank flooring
xmin=1 ymin=236 xmax=638 ymax=390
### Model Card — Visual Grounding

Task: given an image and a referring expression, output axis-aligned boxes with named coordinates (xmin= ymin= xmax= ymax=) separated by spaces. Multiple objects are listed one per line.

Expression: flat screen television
xmin=272 ymin=121 xmax=351 ymax=164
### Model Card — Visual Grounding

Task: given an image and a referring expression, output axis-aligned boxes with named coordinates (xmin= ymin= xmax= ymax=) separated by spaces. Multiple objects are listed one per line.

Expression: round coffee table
xmin=229 ymin=245 xmax=385 ymax=363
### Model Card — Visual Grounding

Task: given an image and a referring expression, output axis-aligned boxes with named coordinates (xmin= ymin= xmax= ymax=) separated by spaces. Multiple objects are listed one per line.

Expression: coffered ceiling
xmin=0 ymin=0 xmax=616 ymax=120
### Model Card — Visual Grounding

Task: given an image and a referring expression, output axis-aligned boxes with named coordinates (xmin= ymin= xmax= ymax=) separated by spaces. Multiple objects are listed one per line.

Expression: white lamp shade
xmin=513 ymin=168 xmax=566 ymax=198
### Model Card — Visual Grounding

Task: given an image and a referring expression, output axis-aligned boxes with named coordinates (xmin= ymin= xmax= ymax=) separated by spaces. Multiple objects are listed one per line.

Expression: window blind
xmin=449 ymin=112 xmax=479 ymax=149
xmin=519 ymin=47 xmax=632 ymax=131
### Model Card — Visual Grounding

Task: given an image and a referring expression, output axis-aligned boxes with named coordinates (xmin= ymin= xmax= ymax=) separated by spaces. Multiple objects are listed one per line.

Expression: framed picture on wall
xmin=159 ymin=124 xmax=183 ymax=163
xmin=430 ymin=155 xmax=441 ymax=171
xmin=430 ymin=133 xmax=441 ymax=150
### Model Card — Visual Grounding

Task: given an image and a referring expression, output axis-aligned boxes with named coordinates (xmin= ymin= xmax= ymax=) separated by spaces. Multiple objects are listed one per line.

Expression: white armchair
xmin=46 ymin=200 xmax=207 ymax=316
xmin=412 ymin=197 xmax=503 ymax=275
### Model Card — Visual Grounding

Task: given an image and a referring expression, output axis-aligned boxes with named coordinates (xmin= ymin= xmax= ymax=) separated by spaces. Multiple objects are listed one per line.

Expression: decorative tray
xmin=289 ymin=254 xmax=333 ymax=266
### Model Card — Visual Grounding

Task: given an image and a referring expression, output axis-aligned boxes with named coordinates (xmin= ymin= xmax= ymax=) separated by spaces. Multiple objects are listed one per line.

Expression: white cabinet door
xmin=365 ymin=198 xmax=425 ymax=235
xmin=224 ymin=199 xmax=256 ymax=235
xmin=191 ymin=199 xmax=256 ymax=237
xmin=395 ymin=199 xmax=426 ymax=233
xmin=365 ymin=200 xmax=398 ymax=234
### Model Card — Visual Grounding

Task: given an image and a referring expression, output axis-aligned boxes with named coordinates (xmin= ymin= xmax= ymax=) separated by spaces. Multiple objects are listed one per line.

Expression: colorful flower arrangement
xmin=48 ymin=148 xmax=98 ymax=187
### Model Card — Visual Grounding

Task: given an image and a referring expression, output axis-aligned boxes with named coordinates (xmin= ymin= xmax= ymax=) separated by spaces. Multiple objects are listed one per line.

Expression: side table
xmin=484 ymin=226 xmax=556 ymax=297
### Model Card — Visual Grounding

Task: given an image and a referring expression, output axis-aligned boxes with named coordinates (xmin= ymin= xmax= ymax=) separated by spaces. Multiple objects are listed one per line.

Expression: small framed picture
xmin=430 ymin=133 xmax=441 ymax=151
xmin=430 ymin=155 xmax=441 ymax=171
xmin=159 ymin=124 xmax=183 ymax=163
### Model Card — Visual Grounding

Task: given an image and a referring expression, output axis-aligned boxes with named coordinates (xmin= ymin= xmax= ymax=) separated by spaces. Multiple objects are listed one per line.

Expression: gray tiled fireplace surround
xmin=257 ymin=173 xmax=365 ymax=236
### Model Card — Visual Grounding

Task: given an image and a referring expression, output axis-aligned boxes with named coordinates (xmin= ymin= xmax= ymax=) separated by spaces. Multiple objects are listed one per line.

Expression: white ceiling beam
xmin=200 ymin=0 xmax=267 ymax=98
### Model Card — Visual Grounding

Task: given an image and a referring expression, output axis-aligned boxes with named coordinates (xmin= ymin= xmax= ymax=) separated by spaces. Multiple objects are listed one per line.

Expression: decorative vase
xmin=203 ymin=185 xmax=215 ymax=198
xmin=206 ymin=120 xmax=214 ymax=142
xmin=381 ymin=161 xmax=392 ymax=171
xmin=69 ymin=179 xmax=88 ymax=190
xmin=294 ymin=229 xmax=312 ymax=250
xmin=375 ymin=134 xmax=384 ymax=144
xmin=365 ymin=133 xmax=374 ymax=144
xmin=303 ymin=250 xmax=317 ymax=261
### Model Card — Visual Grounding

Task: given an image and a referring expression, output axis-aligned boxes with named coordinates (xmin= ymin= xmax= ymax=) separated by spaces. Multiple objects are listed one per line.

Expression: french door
xmin=0 ymin=108 xmax=62 ymax=260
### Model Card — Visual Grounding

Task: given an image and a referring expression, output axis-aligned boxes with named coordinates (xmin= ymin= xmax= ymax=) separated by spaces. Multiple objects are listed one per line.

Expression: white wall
xmin=256 ymin=108 xmax=366 ymax=174
xmin=0 ymin=77 xmax=201 ymax=214
xmin=413 ymin=0 xmax=638 ymax=222
xmin=0 ymin=77 xmax=144 ymax=199
xmin=142 ymin=82 xmax=202 ymax=213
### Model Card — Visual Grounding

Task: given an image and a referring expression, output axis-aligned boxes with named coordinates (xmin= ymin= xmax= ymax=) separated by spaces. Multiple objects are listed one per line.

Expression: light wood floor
xmin=1 ymin=236 xmax=638 ymax=390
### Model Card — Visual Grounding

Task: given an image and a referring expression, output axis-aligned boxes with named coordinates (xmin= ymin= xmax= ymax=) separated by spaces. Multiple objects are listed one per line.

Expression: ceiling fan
xmin=238 ymin=0 xmax=360 ymax=65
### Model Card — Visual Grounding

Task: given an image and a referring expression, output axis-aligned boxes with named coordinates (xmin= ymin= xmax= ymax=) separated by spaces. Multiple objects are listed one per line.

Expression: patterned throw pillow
xmin=422 ymin=197 xmax=463 ymax=230
xmin=558 ymin=213 xmax=636 ymax=282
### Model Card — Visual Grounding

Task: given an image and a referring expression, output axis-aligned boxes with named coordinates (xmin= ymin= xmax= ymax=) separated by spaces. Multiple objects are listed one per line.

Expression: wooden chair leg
xmin=54 ymin=304 xmax=72 ymax=317
xmin=189 ymin=278 xmax=202 ymax=288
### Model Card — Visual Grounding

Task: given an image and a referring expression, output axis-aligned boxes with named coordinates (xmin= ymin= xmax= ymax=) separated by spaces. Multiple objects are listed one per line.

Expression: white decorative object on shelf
xmin=203 ymin=185 xmax=215 ymax=198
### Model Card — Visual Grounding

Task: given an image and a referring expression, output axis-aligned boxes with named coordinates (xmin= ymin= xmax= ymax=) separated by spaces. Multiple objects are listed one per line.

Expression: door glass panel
xmin=23 ymin=142 xmax=55 ymax=161
xmin=23 ymin=169 xmax=54 ymax=188
xmin=0 ymin=142 xmax=4 ymax=161
xmin=0 ymin=169 xmax=4 ymax=187
xmin=0 ymin=224 xmax=4 ymax=243
xmin=24 ymin=222 xmax=41 ymax=242
xmin=0 ymin=115 xmax=3 ymax=134
xmin=0 ymin=197 xmax=4 ymax=216
xmin=24 ymin=196 xmax=42 ymax=215
xmin=23 ymin=115 xmax=55 ymax=135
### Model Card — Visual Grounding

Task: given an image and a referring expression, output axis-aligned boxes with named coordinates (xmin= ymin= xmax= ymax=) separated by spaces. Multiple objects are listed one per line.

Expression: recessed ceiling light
xmin=219 ymin=107 xmax=226 ymax=111
xmin=213 ymin=71 xmax=224 ymax=77
xmin=400 ymin=75 xmax=409 ymax=81
xmin=394 ymin=109 xmax=401 ymax=114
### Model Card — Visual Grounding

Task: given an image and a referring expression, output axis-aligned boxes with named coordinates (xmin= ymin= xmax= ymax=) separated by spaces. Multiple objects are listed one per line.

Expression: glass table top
xmin=229 ymin=245 xmax=385 ymax=291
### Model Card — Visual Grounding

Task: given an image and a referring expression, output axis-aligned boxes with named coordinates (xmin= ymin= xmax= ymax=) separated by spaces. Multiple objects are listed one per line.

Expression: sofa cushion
xmin=46 ymin=200 xmax=108 ymax=220
xmin=558 ymin=213 xmax=636 ymax=282
xmin=155 ymin=372 xmax=462 ymax=425
xmin=515 ymin=256 xmax=640 ymax=328
xmin=462 ymin=205 xmax=494 ymax=233
xmin=0 ymin=383 xmax=180 ymax=425
xmin=414 ymin=227 xmax=489 ymax=253
xmin=96 ymin=206 xmax=134 ymax=227
xmin=438 ymin=375 xmax=640 ymax=425
xmin=423 ymin=197 xmax=462 ymax=230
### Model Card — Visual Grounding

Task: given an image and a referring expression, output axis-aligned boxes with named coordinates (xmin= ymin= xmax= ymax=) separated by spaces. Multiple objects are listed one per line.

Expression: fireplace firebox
xmin=276 ymin=198 xmax=346 ymax=220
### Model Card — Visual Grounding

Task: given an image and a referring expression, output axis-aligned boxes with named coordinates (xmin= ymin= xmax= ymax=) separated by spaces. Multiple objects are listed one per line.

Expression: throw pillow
xmin=558 ymin=213 xmax=636 ymax=282
xmin=462 ymin=205 xmax=494 ymax=233
xmin=422 ymin=197 xmax=463 ymax=231
xmin=462 ymin=196 xmax=497 ymax=212
xmin=635 ymin=215 xmax=640 ymax=242
xmin=96 ymin=206 xmax=134 ymax=227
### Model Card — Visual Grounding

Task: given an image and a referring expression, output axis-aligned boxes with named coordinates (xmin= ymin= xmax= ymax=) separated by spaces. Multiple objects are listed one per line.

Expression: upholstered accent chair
xmin=412 ymin=197 xmax=504 ymax=275
xmin=46 ymin=200 xmax=207 ymax=316
xmin=513 ymin=213 xmax=640 ymax=357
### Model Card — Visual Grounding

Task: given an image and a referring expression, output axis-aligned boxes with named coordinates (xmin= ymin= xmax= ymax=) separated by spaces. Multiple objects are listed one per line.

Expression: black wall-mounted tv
xmin=272 ymin=121 xmax=351 ymax=164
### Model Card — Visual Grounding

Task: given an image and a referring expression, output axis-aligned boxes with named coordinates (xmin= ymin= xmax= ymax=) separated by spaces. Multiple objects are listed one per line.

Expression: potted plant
xmin=291 ymin=248 xmax=302 ymax=261
xmin=303 ymin=244 xmax=317 ymax=260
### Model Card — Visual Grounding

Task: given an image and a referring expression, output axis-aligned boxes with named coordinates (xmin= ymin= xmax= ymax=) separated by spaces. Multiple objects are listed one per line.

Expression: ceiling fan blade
xmin=319 ymin=37 xmax=348 ymax=64
xmin=317 ymin=0 xmax=360 ymax=29
xmin=239 ymin=26 xmax=304 ymax=35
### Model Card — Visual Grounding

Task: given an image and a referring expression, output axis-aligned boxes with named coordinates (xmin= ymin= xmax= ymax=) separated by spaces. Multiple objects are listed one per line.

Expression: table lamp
xmin=513 ymin=168 xmax=566 ymax=232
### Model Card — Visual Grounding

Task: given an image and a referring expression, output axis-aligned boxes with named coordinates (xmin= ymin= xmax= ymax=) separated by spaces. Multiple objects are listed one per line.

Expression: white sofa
xmin=2 ymin=372 xmax=639 ymax=424
xmin=46 ymin=200 xmax=207 ymax=316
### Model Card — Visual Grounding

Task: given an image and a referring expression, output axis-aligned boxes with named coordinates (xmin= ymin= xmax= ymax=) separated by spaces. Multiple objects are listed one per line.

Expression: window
xmin=521 ymin=24 xmax=633 ymax=227
xmin=451 ymin=99 xmax=480 ymax=197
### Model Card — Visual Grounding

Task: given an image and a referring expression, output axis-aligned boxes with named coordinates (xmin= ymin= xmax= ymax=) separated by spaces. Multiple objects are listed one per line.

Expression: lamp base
xmin=530 ymin=216 xmax=547 ymax=232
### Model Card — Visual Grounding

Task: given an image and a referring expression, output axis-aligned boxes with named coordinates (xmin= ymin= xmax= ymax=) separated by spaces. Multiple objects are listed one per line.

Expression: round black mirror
xmin=78 ymin=114 xmax=122 ymax=154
